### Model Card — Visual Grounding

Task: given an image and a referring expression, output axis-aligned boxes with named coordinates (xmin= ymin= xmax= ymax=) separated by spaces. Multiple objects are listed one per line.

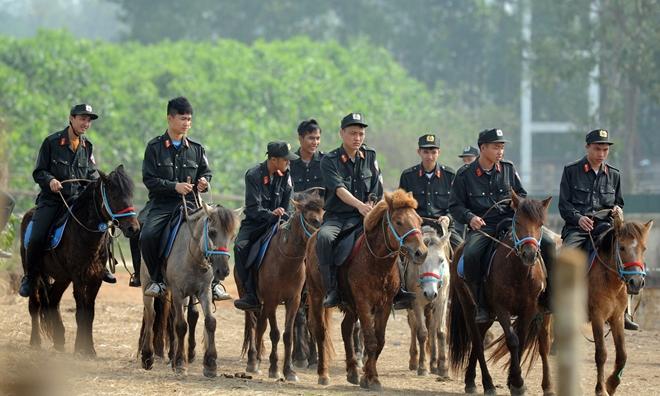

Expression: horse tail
xmin=448 ymin=281 xmax=471 ymax=372
xmin=488 ymin=313 xmax=545 ymax=375
xmin=35 ymin=280 xmax=55 ymax=340
xmin=241 ymin=311 xmax=257 ymax=358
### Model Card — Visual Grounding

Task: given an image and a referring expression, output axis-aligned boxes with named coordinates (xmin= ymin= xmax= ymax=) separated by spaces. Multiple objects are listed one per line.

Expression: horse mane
xmin=212 ymin=204 xmax=239 ymax=237
xmin=516 ymin=197 xmax=547 ymax=224
xmin=295 ymin=190 xmax=324 ymax=213
xmin=364 ymin=189 xmax=418 ymax=232
xmin=107 ymin=165 xmax=135 ymax=199
xmin=599 ymin=221 xmax=647 ymax=254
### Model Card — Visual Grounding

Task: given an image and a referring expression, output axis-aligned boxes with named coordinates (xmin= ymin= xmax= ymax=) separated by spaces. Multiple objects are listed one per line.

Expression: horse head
xmin=510 ymin=190 xmax=551 ymax=266
xmin=197 ymin=204 xmax=239 ymax=281
xmin=369 ymin=189 xmax=427 ymax=265
xmin=610 ymin=219 xmax=653 ymax=295
xmin=418 ymin=222 xmax=451 ymax=302
xmin=98 ymin=164 xmax=140 ymax=238
xmin=291 ymin=188 xmax=324 ymax=240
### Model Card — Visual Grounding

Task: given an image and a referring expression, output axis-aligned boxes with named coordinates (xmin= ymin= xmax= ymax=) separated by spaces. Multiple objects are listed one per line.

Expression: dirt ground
xmin=1 ymin=269 xmax=659 ymax=396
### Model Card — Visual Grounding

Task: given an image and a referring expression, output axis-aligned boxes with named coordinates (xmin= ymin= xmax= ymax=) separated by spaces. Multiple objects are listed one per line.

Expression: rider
xmin=449 ymin=128 xmax=556 ymax=323
xmin=458 ymin=145 xmax=479 ymax=166
xmin=140 ymin=97 xmax=222 ymax=299
xmin=558 ymin=129 xmax=636 ymax=330
xmin=233 ymin=141 xmax=297 ymax=311
xmin=396 ymin=133 xmax=460 ymax=309
xmin=316 ymin=112 xmax=407 ymax=308
xmin=290 ymin=119 xmax=324 ymax=193
xmin=19 ymin=104 xmax=116 ymax=297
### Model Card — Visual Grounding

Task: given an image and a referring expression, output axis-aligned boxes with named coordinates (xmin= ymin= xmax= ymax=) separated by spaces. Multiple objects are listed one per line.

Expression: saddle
xmin=24 ymin=207 xmax=69 ymax=251
xmin=246 ymin=222 xmax=280 ymax=271
xmin=331 ymin=222 xmax=364 ymax=267
xmin=586 ymin=220 xmax=613 ymax=273
xmin=159 ymin=202 xmax=202 ymax=259
xmin=457 ymin=219 xmax=512 ymax=280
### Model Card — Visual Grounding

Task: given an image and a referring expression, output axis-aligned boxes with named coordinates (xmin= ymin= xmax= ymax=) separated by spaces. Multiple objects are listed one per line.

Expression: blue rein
xmin=511 ymin=213 xmax=542 ymax=250
xmin=386 ymin=210 xmax=421 ymax=247
xmin=203 ymin=218 xmax=231 ymax=258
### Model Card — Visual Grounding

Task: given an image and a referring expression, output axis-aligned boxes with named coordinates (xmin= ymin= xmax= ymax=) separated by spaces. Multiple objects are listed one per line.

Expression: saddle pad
xmin=159 ymin=202 xmax=202 ymax=259
xmin=246 ymin=222 xmax=279 ymax=270
xmin=24 ymin=217 xmax=69 ymax=251
xmin=332 ymin=224 xmax=363 ymax=267
xmin=457 ymin=249 xmax=498 ymax=280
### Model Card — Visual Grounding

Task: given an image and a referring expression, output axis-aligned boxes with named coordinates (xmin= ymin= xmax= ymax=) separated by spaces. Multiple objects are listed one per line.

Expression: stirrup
xmin=144 ymin=282 xmax=166 ymax=297
xmin=212 ymin=283 xmax=232 ymax=301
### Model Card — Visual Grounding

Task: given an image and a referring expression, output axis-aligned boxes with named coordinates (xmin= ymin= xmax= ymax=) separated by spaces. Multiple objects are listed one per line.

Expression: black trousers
xmin=139 ymin=205 xmax=174 ymax=283
xmin=25 ymin=199 xmax=62 ymax=278
xmin=233 ymin=224 xmax=267 ymax=296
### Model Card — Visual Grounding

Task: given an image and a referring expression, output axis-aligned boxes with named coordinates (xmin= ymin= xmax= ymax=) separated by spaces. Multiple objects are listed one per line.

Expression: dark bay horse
xmin=240 ymin=190 xmax=324 ymax=381
xmin=140 ymin=204 xmax=238 ymax=377
xmin=449 ymin=191 xmax=553 ymax=395
xmin=305 ymin=189 xmax=428 ymax=391
xmin=587 ymin=213 xmax=652 ymax=396
xmin=19 ymin=165 xmax=139 ymax=356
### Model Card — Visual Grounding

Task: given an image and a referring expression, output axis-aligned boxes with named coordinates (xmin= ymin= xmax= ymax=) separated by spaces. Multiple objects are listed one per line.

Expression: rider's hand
xmin=197 ymin=177 xmax=209 ymax=192
xmin=358 ymin=202 xmax=373 ymax=217
xmin=611 ymin=205 xmax=623 ymax=218
xmin=272 ymin=207 xmax=286 ymax=217
xmin=578 ymin=215 xmax=594 ymax=232
xmin=437 ymin=215 xmax=450 ymax=226
xmin=49 ymin=179 xmax=62 ymax=193
xmin=469 ymin=216 xmax=486 ymax=230
xmin=175 ymin=182 xmax=194 ymax=195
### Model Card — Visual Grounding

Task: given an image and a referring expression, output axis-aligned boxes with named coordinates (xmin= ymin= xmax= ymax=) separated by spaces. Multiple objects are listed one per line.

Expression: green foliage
xmin=0 ymin=30 xmax=513 ymax=210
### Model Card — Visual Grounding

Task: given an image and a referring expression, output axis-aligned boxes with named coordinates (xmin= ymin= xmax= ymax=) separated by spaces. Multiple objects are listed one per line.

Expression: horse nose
xmin=424 ymin=290 xmax=438 ymax=301
xmin=627 ymin=277 xmax=644 ymax=294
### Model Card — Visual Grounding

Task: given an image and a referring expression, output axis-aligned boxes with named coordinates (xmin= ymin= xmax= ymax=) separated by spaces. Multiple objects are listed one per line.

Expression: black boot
xmin=320 ymin=264 xmax=340 ymax=308
xmin=624 ymin=310 xmax=639 ymax=331
xmin=467 ymin=280 xmax=490 ymax=324
xmin=234 ymin=276 xmax=261 ymax=311
xmin=18 ymin=276 xmax=33 ymax=297
xmin=128 ymin=273 xmax=141 ymax=287
xmin=102 ymin=267 xmax=117 ymax=284
xmin=393 ymin=287 xmax=416 ymax=310
xmin=538 ymin=288 xmax=552 ymax=314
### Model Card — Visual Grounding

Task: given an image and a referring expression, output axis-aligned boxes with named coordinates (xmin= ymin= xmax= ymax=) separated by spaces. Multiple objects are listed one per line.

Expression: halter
xmin=511 ymin=212 xmax=542 ymax=251
xmin=299 ymin=212 xmax=315 ymax=239
xmin=613 ymin=238 xmax=646 ymax=278
xmin=101 ymin=183 xmax=137 ymax=221
xmin=419 ymin=271 xmax=444 ymax=286
xmin=202 ymin=218 xmax=231 ymax=259
xmin=385 ymin=210 xmax=421 ymax=248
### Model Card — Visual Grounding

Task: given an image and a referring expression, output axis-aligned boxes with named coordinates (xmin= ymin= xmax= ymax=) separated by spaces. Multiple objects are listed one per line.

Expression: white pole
xmin=520 ymin=0 xmax=532 ymax=186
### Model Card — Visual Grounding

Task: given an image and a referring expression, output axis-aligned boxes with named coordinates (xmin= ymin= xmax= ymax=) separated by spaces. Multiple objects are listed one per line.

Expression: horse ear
xmin=510 ymin=189 xmax=520 ymax=209
xmin=98 ymin=170 xmax=108 ymax=182
xmin=439 ymin=217 xmax=450 ymax=242
xmin=291 ymin=199 xmax=301 ymax=211
xmin=117 ymin=164 xmax=124 ymax=172
xmin=643 ymin=220 xmax=654 ymax=238
xmin=541 ymin=196 xmax=553 ymax=210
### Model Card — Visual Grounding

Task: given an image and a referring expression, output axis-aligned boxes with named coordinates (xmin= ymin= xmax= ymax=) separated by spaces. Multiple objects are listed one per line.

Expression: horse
xmin=305 ymin=189 xmax=428 ymax=391
xmin=406 ymin=220 xmax=452 ymax=378
xmin=19 ymin=165 xmax=139 ymax=356
xmin=448 ymin=191 xmax=553 ymax=395
xmin=586 ymin=213 xmax=652 ymax=396
xmin=140 ymin=204 xmax=238 ymax=377
xmin=239 ymin=190 xmax=324 ymax=381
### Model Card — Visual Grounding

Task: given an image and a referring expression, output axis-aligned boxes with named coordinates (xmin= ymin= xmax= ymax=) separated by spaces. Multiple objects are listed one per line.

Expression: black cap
xmin=418 ymin=134 xmax=439 ymax=149
xmin=586 ymin=129 xmax=613 ymax=145
xmin=341 ymin=112 xmax=368 ymax=129
xmin=267 ymin=141 xmax=299 ymax=160
xmin=477 ymin=128 xmax=508 ymax=145
xmin=70 ymin=103 xmax=98 ymax=120
xmin=458 ymin=145 xmax=479 ymax=158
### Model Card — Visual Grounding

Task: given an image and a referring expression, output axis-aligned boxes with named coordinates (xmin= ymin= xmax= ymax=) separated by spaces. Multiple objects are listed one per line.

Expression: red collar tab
xmin=263 ymin=175 xmax=270 ymax=185
xmin=357 ymin=150 xmax=365 ymax=159
xmin=164 ymin=139 xmax=171 ymax=149
xmin=340 ymin=154 xmax=349 ymax=163
xmin=475 ymin=167 xmax=484 ymax=177
xmin=603 ymin=164 xmax=609 ymax=175
xmin=436 ymin=168 xmax=442 ymax=178
xmin=183 ymin=137 xmax=189 ymax=148
xmin=59 ymin=136 xmax=67 ymax=146
xmin=583 ymin=163 xmax=589 ymax=173
xmin=418 ymin=168 xmax=423 ymax=177
xmin=495 ymin=162 xmax=501 ymax=172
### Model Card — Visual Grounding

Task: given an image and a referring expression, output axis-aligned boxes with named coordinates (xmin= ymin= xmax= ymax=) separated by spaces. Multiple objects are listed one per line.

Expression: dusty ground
xmin=1 ymin=269 xmax=659 ymax=396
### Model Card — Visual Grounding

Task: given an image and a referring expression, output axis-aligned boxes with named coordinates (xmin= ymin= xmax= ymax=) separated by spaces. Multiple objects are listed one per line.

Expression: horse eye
xmin=208 ymin=230 xmax=217 ymax=238
xmin=619 ymin=246 xmax=625 ymax=252
xmin=396 ymin=220 xmax=403 ymax=226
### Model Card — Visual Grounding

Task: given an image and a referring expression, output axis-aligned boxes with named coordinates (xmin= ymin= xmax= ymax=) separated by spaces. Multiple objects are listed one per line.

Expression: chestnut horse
xmin=239 ymin=190 xmax=324 ymax=381
xmin=449 ymin=191 xmax=553 ymax=395
xmin=20 ymin=165 xmax=139 ymax=356
xmin=305 ymin=189 xmax=428 ymax=391
xmin=586 ymin=212 xmax=652 ymax=396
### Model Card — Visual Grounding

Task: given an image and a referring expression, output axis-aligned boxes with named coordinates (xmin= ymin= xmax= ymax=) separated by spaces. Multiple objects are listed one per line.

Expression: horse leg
xmin=427 ymin=308 xmax=439 ymax=376
xmin=475 ymin=322 xmax=496 ymax=395
xmin=407 ymin=309 xmax=418 ymax=371
xmin=171 ymin=300 xmax=188 ymax=375
xmin=606 ymin=313 xmax=626 ymax=395
xmin=292 ymin=304 xmax=309 ymax=368
xmin=353 ymin=321 xmax=364 ymax=368
xmin=592 ymin=318 xmax=609 ymax=396
xmin=198 ymin=291 xmax=218 ymax=378
xmin=245 ymin=311 xmax=260 ymax=374
xmin=73 ymin=279 xmax=101 ymax=357
xmin=308 ymin=320 xmax=319 ymax=368
xmin=361 ymin=307 xmax=389 ymax=391
xmin=45 ymin=279 xmax=69 ymax=351
xmin=28 ymin=293 xmax=41 ymax=348
xmin=267 ymin=309 xmax=281 ymax=379
xmin=282 ymin=297 xmax=300 ymax=382
xmin=502 ymin=312 xmax=527 ymax=395
xmin=341 ymin=311 xmax=359 ymax=385
xmin=186 ymin=298 xmax=199 ymax=363
xmin=415 ymin=305 xmax=429 ymax=376
xmin=308 ymin=291 xmax=330 ymax=385
xmin=437 ymin=297 xmax=450 ymax=379
xmin=539 ymin=314 xmax=555 ymax=396
xmin=140 ymin=296 xmax=156 ymax=370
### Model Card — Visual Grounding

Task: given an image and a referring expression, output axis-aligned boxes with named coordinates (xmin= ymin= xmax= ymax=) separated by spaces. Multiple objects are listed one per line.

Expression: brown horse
xmin=305 ymin=189 xmax=427 ymax=391
xmin=449 ymin=191 xmax=553 ymax=395
xmin=587 ymin=213 xmax=652 ymax=396
xmin=20 ymin=165 xmax=139 ymax=356
xmin=239 ymin=190 xmax=324 ymax=381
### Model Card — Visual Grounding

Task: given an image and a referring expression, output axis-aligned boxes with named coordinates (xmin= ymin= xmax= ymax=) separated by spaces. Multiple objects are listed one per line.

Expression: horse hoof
xmin=307 ymin=362 xmax=317 ymax=370
xmin=293 ymin=359 xmax=306 ymax=368
xmin=246 ymin=363 xmax=260 ymax=374
xmin=268 ymin=370 xmax=280 ymax=379
xmin=430 ymin=366 xmax=439 ymax=375
xmin=188 ymin=353 xmax=196 ymax=363
xmin=509 ymin=384 xmax=526 ymax=395
xmin=543 ymin=391 xmax=556 ymax=396
xmin=359 ymin=376 xmax=369 ymax=389
xmin=369 ymin=380 xmax=383 ymax=392
xmin=347 ymin=371 xmax=359 ymax=385
xmin=465 ymin=385 xmax=478 ymax=394
xmin=484 ymin=387 xmax=497 ymax=395
xmin=285 ymin=373 xmax=299 ymax=382
xmin=142 ymin=355 xmax=154 ymax=370
xmin=174 ymin=367 xmax=187 ymax=375
xmin=203 ymin=367 xmax=217 ymax=378
xmin=439 ymin=369 xmax=449 ymax=379
xmin=409 ymin=362 xmax=418 ymax=371
xmin=417 ymin=368 xmax=428 ymax=376
xmin=318 ymin=376 xmax=330 ymax=386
